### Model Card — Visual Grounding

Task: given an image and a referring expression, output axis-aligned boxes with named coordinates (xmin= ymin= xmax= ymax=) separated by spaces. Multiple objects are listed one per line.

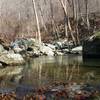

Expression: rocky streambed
xmin=0 ymin=82 xmax=99 ymax=100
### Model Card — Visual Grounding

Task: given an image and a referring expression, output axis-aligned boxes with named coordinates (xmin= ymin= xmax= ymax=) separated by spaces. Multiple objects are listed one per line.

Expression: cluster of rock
xmin=0 ymin=38 xmax=82 ymax=66
xmin=10 ymin=38 xmax=82 ymax=56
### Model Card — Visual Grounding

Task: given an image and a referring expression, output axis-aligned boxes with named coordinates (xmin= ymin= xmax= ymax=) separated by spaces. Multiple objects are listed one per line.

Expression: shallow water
xmin=0 ymin=55 xmax=100 ymax=90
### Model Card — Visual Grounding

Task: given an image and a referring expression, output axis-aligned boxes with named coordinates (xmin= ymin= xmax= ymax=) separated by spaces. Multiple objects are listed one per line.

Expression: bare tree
xmin=59 ymin=0 xmax=77 ymax=45
xmin=84 ymin=0 xmax=90 ymax=33
xmin=37 ymin=2 xmax=48 ymax=34
xmin=75 ymin=0 xmax=80 ymax=44
xmin=31 ymin=0 xmax=41 ymax=45
xmin=64 ymin=0 xmax=68 ymax=40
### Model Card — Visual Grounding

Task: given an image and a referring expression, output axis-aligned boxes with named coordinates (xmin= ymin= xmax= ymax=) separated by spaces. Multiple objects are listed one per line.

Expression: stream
xmin=0 ymin=55 xmax=100 ymax=92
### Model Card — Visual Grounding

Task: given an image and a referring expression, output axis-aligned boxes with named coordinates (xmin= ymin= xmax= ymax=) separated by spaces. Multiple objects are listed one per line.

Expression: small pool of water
xmin=0 ymin=55 xmax=100 ymax=89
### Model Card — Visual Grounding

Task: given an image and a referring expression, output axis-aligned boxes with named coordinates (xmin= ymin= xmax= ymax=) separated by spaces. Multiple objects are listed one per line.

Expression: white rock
xmin=45 ymin=44 xmax=55 ymax=50
xmin=0 ymin=53 xmax=25 ymax=65
xmin=13 ymin=46 xmax=23 ymax=53
xmin=7 ymin=53 xmax=24 ymax=61
xmin=40 ymin=46 xmax=54 ymax=56
xmin=0 ymin=63 xmax=2 ymax=67
xmin=0 ymin=44 xmax=4 ymax=53
xmin=29 ymin=38 xmax=36 ymax=43
xmin=55 ymin=51 xmax=64 ymax=55
xmin=72 ymin=46 xmax=82 ymax=53
xmin=56 ymin=42 xmax=62 ymax=47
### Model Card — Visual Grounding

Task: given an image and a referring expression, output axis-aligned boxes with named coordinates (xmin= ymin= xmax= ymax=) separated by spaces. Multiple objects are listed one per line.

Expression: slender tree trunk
xmin=64 ymin=0 xmax=68 ymax=39
xmin=78 ymin=0 xmax=81 ymax=17
xmin=96 ymin=0 xmax=99 ymax=13
xmin=71 ymin=0 xmax=80 ymax=45
xmin=59 ymin=0 xmax=77 ymax=45
xmin=72 ymin=0 xmax=76 ymax=20
xmin=50 ymin=0 xmax=54 ymax=35
xmin=50 ymin=0 xmax=59 ymax=40
xmin=67 ymin=17 xmax=77 ymax=45
xmin=53 ymin=20 xmax=59 ymax=40
xmin=32 ymin=0 xmax=41 ymax=45
xmin=37 ymin=2 xmax=48 ymax=34
xmin=75 ymin=0 xmax=80 ymax=45
xmin=64 ymin=0 xmax=71 ymax=51
xmin=85 ymin=0 xmax=90 ymax=33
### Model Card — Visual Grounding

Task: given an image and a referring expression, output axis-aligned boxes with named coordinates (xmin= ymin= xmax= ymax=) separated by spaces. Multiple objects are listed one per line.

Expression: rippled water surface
xmin=0 ymin=55 xmax=100 ymax=89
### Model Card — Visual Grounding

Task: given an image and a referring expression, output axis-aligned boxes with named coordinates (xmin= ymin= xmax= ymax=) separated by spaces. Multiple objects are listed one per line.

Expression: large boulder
xmin=45 ymin=43 xmax=55 ymax=50
xmin=54 ymin=40 xmax=74 ymax=50
xmin=0 ymin=53 xmax=25 ymax=66
xmin=0 ymin=44 xmax=5 ymax=53
xmin=83 ymin=32 xmax=100 ymax=58
xmin=72 ymin=46 xmax=82 ymax=54
xmin=11 ymin=38 xmax=38 ymax=49
xmin=40 ymin=45 xmax=54 ymax=56
xmin=26 ymin=46 xmax=40 ymax=57
xmin=11 ymin=38 xmax=40 ymax=53
xmin=11 ymin=39 xmax=29 ymax=53
xmin=13 ymin=45 xmax=23 ymax=53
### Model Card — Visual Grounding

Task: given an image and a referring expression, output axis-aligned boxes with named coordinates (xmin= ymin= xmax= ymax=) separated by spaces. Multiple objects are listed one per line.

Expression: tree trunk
xmin=64 ymin=0 xmax=68 ymax=39
xmin=72 ymin=0 xmax=76 ymax=20
xmin=32 ymin=0 xmax=41 ymax=45
xmin=37 ymin=2 xmax=48 ymax=34
xmin=85 ymin=0 xmax=90 ymax=33
xmin=59 ymin=0 xmax=77 ymax=45
xmin=75 ymin=0 xmax=80 ymax=44
xmin=50 ymin=0 xmax=59 ymax=40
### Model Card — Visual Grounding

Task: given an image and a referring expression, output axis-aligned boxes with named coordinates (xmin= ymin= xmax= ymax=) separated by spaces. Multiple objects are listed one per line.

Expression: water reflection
xmin=0 ymin=55 xmax=100 ymax=89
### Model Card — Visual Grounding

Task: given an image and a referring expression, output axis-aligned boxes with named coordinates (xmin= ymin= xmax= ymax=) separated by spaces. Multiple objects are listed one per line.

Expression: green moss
xmin=94 ymin=32 xmax=100 ymax=38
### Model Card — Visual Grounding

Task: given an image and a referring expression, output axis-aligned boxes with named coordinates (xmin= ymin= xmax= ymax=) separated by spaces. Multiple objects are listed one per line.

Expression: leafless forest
xmin=0 ymin=0 xmax=100 ymax=44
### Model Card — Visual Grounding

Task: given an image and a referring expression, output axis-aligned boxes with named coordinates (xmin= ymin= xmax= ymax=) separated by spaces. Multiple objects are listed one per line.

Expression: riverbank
xmin=0 ymin=38 xmax=82 ymax=66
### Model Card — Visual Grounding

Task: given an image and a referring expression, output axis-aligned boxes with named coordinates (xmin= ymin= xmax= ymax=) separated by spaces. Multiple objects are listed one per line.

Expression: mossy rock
xmin=94 ymin=31 xmax=100 ymax=38
xmin=83 ymin=33 xmax=100 ymax=58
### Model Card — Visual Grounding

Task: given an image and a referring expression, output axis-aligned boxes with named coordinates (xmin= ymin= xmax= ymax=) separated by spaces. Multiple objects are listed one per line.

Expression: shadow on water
xmin=83 ymin=57 xmax=100 ymax=67
xmin=0 ymin=55 xmax=100 ymax=92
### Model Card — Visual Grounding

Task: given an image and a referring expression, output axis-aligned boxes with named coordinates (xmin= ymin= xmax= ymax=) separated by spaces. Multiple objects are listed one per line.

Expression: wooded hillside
xmin=0 ymin=0 xmax=100 ymax=42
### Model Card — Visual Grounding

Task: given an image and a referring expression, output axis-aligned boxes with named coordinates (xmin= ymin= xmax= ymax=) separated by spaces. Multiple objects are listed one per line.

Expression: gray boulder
xmin=83 ymin=36 xmax=100 ymax=58
xmin=40 ymin=45 xmax=54 ymax=56
xmin=0 ymin=44 xmax=4 ymax=53
xmin=71 ymin=46 xmax=82 ymax=54
xmin=0 ymin=53 xmax=25 ymax=66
